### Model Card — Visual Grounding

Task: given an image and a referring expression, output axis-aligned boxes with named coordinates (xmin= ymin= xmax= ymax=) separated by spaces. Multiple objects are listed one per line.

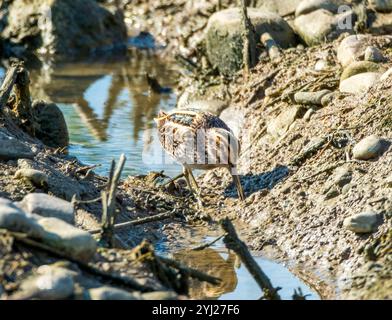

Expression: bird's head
xmin=154 ymin=110 xmax=169 ymax=128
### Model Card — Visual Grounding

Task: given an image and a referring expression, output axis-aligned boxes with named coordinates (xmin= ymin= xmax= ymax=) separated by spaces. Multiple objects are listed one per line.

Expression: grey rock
xmin=38 ymin=217 xmax=97 ymax=262
xmin=340 ymin=61 xmax=384 ymax=81
xmin=294 ymin=89 xmax=331 ymax=105
xmin=0 ymin=198 xmax=95 ymax=261
xmin=314 ymin=59 xmax=329 ymax=71
xmin=88 ymin=286 xmax=141 ymax=300
xmin=295 ymin=0 xmax=345 ymax=17
xmin=369 ymin=0 xmax=392 ymax=13
xmin=18 ymin=193 xmax=74 ymax=224
xmin=33 ymin=100 xmax=69 ymax=148
xmin=294 ymin=8 xmax=356 ymax=46
xmin=1 ymin=0 xmax=127 ymax=59
xmin=339 ymin=72 xmax=381 ymax=94
xmin=364 ymin=46 xmax=386 ymax=62
xmin=205 ymin=8 xmax=296 ymax=76
xmin=343 ymin=211 xmax=380 ymax=233
xmin=15 ymin=265 xmax=75 ymax=300
xmin=0 ymin=130 xmax=34 ymax=160
xmin=178 ymin=100 xmax=228 ymax=116
xmin=14 ymin=169 xmax=49 ymax=188
xmin=142 ymin=291 xmax=178 ymax=300
xmin=254 ymin=0 xmax=302 ymax=16
xmin=352 ymin=135 xmax=384 ymax=160
xmin=0 ymin=198 xmax=44 ymax=238
xmin=337 ymin=34 xmax=370 ymax=67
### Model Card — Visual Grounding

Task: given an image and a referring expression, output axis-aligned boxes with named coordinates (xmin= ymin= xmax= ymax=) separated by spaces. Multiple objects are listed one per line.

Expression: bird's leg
xmin=231 ymin=173 xmax=245 ymax=201
xmin=186 ymin=168 xmax=200 ymax=194
xmin=183 ymin=166 xmax=203 ymax=206
xmin=163 ymin=172 xmax=185 ymax=186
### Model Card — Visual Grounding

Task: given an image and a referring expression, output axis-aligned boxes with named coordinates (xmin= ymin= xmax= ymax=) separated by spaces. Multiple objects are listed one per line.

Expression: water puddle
xmin=157 ymin=228 xmax=319 ymax=300
xmin=1 ymin=51 xmax=320 ymax=300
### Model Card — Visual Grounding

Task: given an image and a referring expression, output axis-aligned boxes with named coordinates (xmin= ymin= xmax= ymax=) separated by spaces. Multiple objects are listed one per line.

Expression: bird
xmin=154 ymin=108 xmax=245 ymax=203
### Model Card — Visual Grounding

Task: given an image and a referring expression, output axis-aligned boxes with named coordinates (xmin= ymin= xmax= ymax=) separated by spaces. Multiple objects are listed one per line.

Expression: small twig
xmin=191 ymin=233 xmax=227 ymax=251
xmin=9 ymin=231 xmax=156 ymax=292
xmin=89 ymin=210 xmax=177 ymax=235
xmin=220 ymin=218 xmax=281 ymax=300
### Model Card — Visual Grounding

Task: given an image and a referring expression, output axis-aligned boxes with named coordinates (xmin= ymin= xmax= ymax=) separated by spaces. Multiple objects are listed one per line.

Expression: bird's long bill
xmin=232 ymin=174 xmax=245 ymax=201
xmin=154 ymin=110 xmax=168 ymax=127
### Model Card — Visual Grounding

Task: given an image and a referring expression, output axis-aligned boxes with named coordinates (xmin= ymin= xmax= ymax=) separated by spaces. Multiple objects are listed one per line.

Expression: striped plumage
xmin=154 ymin=109 xmax=245 ymax=202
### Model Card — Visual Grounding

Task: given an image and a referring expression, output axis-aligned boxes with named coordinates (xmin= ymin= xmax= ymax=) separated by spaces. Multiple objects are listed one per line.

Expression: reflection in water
xmin=169 ymin=236 xmax=319 ymax=300
xmin=28 ymin=51 xmax=181 ymax=176
xmin=173 ymin=249 xmax=239 ymax=300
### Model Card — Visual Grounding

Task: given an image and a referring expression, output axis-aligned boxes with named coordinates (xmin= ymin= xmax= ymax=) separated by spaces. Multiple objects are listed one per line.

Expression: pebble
xmin=352 ymin=135 xmax=384 ymax=160
xmin=364 ymin=46 xmax=386 ymax=62
xmin=14 ymin=169 xmax=49 ymax=188
xmin=339 ymin=72 xmax=381 ymax=94
xmin=343 ymin=211 xmax=380 ymax=234
xmin=314 ymin=59 xmax=329 ymax=71
xmin=18 ymin=193 xmax=74 ymax=224
xmin=337 ymin=34 xmax=370 ymax=67
xmin=294 ymin=89 xmax=331 ymax=105
xmin=13 ymin=265 xmax=75 ymax=300
xmin=88 ymin=286 xmax=141 ymax=300
xmin=303 ymin=108 xmax=315 ymax=121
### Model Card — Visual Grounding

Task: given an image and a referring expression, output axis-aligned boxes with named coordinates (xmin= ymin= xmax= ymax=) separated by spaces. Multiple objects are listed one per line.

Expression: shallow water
xmin=158 ymin=229 xmax=319 ymax=300
xmin=0 ymin=52 xmax=319 ymax=300
xmin=29 ymin=51 xmax=182 ymax=176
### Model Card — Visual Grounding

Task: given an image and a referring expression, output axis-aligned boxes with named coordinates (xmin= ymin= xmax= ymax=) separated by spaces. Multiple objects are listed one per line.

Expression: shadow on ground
xmin=224 ymin=165 xmax=290 ymax=199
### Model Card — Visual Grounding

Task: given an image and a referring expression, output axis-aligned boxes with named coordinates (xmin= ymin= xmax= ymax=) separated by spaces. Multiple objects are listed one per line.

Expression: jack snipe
xmin=154 ymin=108 xmax=245 ymax=203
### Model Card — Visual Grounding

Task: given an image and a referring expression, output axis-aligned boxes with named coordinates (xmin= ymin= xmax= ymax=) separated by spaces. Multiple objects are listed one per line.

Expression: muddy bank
xmin=0 ymin=0 xmax=391 ymax=300
xmin=123 ymin=0 xmax=392 ymax=299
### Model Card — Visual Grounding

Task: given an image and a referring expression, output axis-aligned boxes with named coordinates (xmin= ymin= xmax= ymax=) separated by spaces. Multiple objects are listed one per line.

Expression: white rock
xmin=16 ymin=265 xmax=75 ymax=300
xmin=339 ymin=72 xmax=381 ymax=94
xmin=18 ymin=193 xmax=74 ymax=224
xmin=0 ymin=198 xmax=44 ymax=238
xmin=88 ymin=286 xmax=141 ymax=300
xmin=38 ymin=218 xmax=97 ymax=262
xmin=352 ymin=135 xmax=384 ymax=160
xmin=337 ymin=34 xmax=370 ymax=67
xmin=294 ymin=8 xmax=355 ymax=46
xmin=343 ymin=211 xmax=380 ymax=233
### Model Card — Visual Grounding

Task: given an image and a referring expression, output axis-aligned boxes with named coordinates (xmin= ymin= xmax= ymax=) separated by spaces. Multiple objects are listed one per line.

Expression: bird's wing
xmin=160 ymin=122 xmax=197 ymax=164
xmin=205 ymin=127 xmax=240 ymax=167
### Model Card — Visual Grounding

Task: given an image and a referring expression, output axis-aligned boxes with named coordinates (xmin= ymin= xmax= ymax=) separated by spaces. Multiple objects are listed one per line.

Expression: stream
xmin=5 ymin=51 xmax=319 ymax=300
